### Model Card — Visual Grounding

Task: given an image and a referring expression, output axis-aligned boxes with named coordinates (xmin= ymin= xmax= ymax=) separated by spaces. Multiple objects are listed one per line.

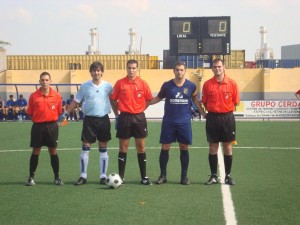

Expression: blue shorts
xmin=160 ymin=121 xmax=192 ymax=145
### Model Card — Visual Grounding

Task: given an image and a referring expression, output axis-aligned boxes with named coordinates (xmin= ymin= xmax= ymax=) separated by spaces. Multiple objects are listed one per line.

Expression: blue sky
xmin=1 ymin=0 xmax=299 ymax=61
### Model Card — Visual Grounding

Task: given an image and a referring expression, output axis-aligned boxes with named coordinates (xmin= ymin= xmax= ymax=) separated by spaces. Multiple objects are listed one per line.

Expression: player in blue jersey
xmin=150 ymin=62 xmax=206 ymax=185
xmin=15 ymin=94 xmax=28 ymax=119
xmin=58 ymin=61 xmax=113 ymax=185
xmin=4 ymin=95 xmax=16 ymax=120
xmin=66 ymin=94 xmax=80 ymax=121
xmin=0 ymin=96 xmax=5 ymax=120
xmin=62 ymin=98 xmax=66 ymax=113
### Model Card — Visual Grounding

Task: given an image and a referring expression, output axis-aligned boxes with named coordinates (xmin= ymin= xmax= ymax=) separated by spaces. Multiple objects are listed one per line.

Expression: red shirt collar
xmin=213 ymin=74 xmax=229 ymax=84
xmin=38 ymin=87 xmax=55 ymax=96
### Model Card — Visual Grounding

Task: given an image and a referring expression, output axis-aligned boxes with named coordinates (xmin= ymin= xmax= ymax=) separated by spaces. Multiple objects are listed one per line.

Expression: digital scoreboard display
xmin=169 ymin=17 xmax=199 ymax=54
xmin=169 ymin=16 xmax=231 ymax=55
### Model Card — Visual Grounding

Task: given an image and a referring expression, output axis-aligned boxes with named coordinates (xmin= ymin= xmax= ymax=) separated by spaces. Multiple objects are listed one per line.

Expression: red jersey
xmin=27 ymin=87 xmax=62 ymax=123
xmin=202 ymin=74 xmax=240 ymax=113
xmin=110 ymin=76 xmax=153 ymax=114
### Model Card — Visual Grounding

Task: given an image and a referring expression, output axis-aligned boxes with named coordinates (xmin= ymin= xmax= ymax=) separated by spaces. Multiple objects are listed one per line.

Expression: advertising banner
xmin=238 ymin=101 xmax=300 ymax=118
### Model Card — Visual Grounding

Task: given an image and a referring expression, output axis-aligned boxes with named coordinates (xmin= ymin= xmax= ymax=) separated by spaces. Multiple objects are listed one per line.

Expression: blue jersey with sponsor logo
xmin=158 ymin=79 xmax=196 ymax=123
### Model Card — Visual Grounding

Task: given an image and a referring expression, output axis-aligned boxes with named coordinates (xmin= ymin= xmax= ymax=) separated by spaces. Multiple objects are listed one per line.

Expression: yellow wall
xmin=1 ymin=68 xmax=300 ymax=98
xmin=264 ymin=68 xmax=300 ymax=92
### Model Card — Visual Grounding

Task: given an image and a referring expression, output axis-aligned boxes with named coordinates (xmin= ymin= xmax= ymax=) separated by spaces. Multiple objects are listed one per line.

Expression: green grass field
xmin=0 ymin=121 xmax=299 ymax=225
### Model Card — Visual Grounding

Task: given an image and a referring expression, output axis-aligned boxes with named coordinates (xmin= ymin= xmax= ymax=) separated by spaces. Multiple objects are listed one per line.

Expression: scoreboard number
xmin=169 ymin=17 xmax=231 ymax=55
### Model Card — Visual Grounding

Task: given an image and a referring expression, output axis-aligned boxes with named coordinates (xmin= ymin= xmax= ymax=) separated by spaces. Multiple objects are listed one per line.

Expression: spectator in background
xmin=295 ymin=90 xmax=300 ymax=100
xmin=66 ymin=94 xmax=80 ymax=121
xmin=0 ymin=96 xmax=5 ymax=120
xmin=296 ymin=90 xmax=300 ymax=118
xmin=15 ymin=94 xmax=28 ymax=120
xmin=4 ymin=95 xmax=16 ymax=120
xmin=191 ymin=101 xmax=201 ymax=121
xmin=62 ymin=98 xmax=66 ymax=113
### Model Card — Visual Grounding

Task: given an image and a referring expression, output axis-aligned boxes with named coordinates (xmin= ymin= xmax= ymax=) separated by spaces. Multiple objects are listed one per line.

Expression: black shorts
xmin=205 ymin=112 xmax=236 ymax=143
xmin=81 ymin=115 xmax=111 ymax=143
xmin=30 ymin=122 xmax=58 ymax=148
xmin=116 ymin=112 xmax=147 ymax=139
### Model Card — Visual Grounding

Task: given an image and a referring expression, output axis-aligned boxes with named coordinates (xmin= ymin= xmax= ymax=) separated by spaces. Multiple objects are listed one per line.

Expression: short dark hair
xmin=173 ymin=62 xmax=186 ymax=70
xmin=127 ymin=59 xmax=138 ymax=68
xmin=212 ymin=58 xmax=224 ymax=65
xmin=40 ymin=71 xmax=51 ymax=79
xmin=89 ymin=61 xmax=104 ymax=73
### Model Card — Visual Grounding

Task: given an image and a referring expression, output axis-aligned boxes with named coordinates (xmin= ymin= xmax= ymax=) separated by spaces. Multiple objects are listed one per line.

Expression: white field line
xmin=218 ymin=144 xmax=237 ymax=225
xmin=1 ymin=144 xmax=298 ymax=224
xmin=0 ymin=144 xmax=297 ymax=224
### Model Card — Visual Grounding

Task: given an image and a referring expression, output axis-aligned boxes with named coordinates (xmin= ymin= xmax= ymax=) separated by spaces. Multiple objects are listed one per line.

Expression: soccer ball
xmin=106 ymin=173 xmax=122 ymax=189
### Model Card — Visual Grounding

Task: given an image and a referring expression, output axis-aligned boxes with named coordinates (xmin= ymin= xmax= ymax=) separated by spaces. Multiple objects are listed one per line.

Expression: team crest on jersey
xmin=183 ymin=88 xmax=188 ymax=95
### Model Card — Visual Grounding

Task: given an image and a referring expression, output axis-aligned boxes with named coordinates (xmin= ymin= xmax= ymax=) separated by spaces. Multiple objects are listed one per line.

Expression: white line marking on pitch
xmin=218 ymin=144 xmax=237 ymax=225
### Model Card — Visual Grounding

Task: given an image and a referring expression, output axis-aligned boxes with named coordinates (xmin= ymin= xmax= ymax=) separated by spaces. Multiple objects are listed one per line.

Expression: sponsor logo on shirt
xmin=170 ymin=92 xmax=188 ymax=104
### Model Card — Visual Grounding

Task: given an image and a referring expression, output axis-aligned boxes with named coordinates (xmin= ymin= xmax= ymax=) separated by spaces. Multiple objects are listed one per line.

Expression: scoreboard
xmin=169 ymin=16 xmax=231 ymax=55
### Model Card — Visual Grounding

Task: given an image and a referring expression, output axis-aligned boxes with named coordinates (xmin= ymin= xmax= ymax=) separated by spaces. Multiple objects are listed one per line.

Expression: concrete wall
xmin=1 ymin=68 xmax=300 ymax=101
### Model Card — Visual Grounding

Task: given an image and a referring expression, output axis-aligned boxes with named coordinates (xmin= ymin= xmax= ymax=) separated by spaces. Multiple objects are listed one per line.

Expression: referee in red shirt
xmin=110 ymin=59 xmax=153 ymax=185
xmin=202 ymin=59 xmax=240 ymax=185
xmin=25 ymin=72 xmax=63 ymax=186
xmin=295 ymin=89 xmax=300 ymax=100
